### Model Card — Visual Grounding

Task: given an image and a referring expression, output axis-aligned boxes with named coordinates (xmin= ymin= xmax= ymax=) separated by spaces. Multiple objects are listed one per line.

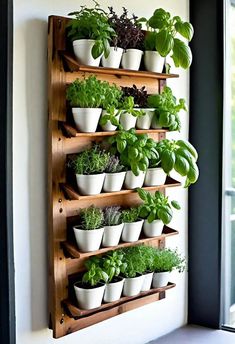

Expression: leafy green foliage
xmin=108 ymin=7 xmax=144 ymax=50
xmin=99 ymin=107 xmax=121 ymax=127
xmin=121 ymin=246 xmax=147 ymax=278
xmin=101 ymin=250 xmax=127 ymax=282
xmin=108 ymin=128 xmax=159 ymax=176
xmin=71 ymin=144 xmax=110 ymax=175
xmin=80 ymin=206 xmax=104 ymax=230
xmin=137 ymin=189 xmax=180 ymax=224
xmin=121 ymin=207 xmax=140 ymax=223
xmin=147 ymin=86 xmax=187 ymax=132
xmin=66 ymin=76 xmax=122 ymax=108
xmin=143 ymin=8 xmax=194 ymax=69
xmin=82 ymin=261 xmax=108 ymax=286
xmin=103 ymin=206 xmax=122 ymax=226
xmin=156 ymin=139 xmax=199 ymax=187
xmin=152 ymin=248 xmax=186 ymax=273
xmin=119 ymin=96 xmax=145 ymax=120
xmin=67 ymin=2 xmax=116 ymax=58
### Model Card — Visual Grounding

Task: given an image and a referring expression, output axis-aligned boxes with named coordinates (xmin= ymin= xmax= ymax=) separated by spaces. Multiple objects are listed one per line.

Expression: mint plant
xmin=137 ymin=189 xmax=181 ymax=224
xmin=147 ymin=86 xmax=187 ymax=131
xmin=67 ymin=2 xmax=116 ymax=58
xmin=80 ymin=206 xmax=104 ymax=230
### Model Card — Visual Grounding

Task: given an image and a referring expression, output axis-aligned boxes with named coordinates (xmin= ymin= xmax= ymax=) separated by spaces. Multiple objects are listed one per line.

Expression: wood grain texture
xmin=48 ymin=15 xmax=180 ymax=338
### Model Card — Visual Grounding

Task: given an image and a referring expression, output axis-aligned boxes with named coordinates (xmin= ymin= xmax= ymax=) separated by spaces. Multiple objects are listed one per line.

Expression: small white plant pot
xmin=136 ymin=109 xmax=155 ymax=129
xmin=103 ymin=171 xmax=126 ymax=192
xmin=74 ymin=282 xmax=105 ymax=310
xmin=121 ymin=219 xmax=144 ymax=243
xmin=72 ymin=108 xmax=102 ymax=133
xmin=144 ymin=167 xmax=167 ymax=187
xmin=101 ymin=47 xmax=123 ymax=68
xmin=119 ymin=112 xmax=137 ymax=130
xmin=151 ymin=115 xmax=161 ymax=129
xmin=141 ymin=272 xmax=154 ymax=292
xmin=123 ymin=275 xmax=144 ymax=297
xmin=103 ymin=277 xmax=124 ymax=303
xmin=73 ymin=226 xmax=104 ymax=252
xmin=73 ymin=39 xmax=102 ymax=67
xmin=152 ymin=271 xmax=170 ymax=288
xmin=121 ymin=49 xmax=143 ymax=71
xmin=124 ymin=170 xmax=145 ymax=190
xmin=100 ymin=110 xmax=120 ymax=132
xmin=76 ymin=173 xmax=105 ymax=196
xmin=144 ymin=51 xmax=165 ymax=73
xmin=102 ymin=223 xmax=124 ymax=247
xmin=143 ymin=219 xmax=164 ymax=238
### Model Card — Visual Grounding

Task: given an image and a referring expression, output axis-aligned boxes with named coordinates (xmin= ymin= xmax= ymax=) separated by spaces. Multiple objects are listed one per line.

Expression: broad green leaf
xmin=137 ymin=188 xmax=148 ymax=201
xmin=187 ymin=162 xmax=199 ymax=184
xmin=177 ymin=140 xmax=198 ymax=160
xmin=91 ymin=40 xmax=103 ymax=58
xmin=175 ymin=21 xmax=194 ymax=41
xmin=117 ymin=140 xmax=126 ymax=153
xmin=155 ymin=30 xmax=174 ymax=57
xmin=161 ymin=149 xmax=176 ymax=174
xmin=171 ymin=200 xmax=181 ymax=210
xmin=172 ymin=38 xmax=192 ymax=69
xmin=175 ymin=155 xmax=190 ymax=176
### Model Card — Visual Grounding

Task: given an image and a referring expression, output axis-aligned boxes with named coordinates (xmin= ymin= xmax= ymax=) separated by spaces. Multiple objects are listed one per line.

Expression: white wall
xmin=13 ymin=1 xmax=189 ymax=343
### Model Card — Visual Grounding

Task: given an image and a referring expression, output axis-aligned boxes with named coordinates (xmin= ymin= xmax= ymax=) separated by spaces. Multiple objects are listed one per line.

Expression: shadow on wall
xmin=25 ymin=18 xmax=48 ymax=332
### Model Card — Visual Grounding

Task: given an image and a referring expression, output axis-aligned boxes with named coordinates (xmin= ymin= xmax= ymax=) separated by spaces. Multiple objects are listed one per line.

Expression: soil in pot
xmin=103 ymin=276 xmax=124 ymax=303
xmin=73 ymin=226 xmax=104 ymax=252
xmin=74 ymin=281 xmax=105 ymax=310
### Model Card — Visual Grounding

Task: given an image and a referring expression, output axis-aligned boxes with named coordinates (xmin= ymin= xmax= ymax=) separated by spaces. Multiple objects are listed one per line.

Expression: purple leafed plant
xmin=106 ymin=155 xmax=125 ymax=173
xmin=121 ymin=84 xmax=148 ymax=108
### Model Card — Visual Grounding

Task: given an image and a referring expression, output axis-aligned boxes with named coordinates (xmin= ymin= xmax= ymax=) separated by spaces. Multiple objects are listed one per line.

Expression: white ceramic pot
xmin=143 ymin=219 xmax=164 ymax=238
xmin=73 ymin=226 xmax=104 ymax=252
xmin=144 ymin=167 xmax=167 ymax=187
xmin=151 ymin=115 xmax=161 ymax=129
xmin=100 ymin=110 xmax=120 ymax=132
xmin=76 ymin=173 xmax=105 ymax=195
xmin=102 ymin=223 xmax=124 ymax=247
xmin=136 ymin=109 xmax=155 ymax=129
xmin=141 ymin=272 xmax=154 ymax=292
xmin=73 ymin=39 xmax=102 ymax=66
xmin=101 ymin=47 xmax=123 ymax=68
xmin=72 ymin=108 xmax=102 ymax=133
xmin=152 ymin=271 xmax=170 ymax=288
xmin=119 ymin=112 xmax=137 ymax=130
xmin=103 ymin=277 xmax=124 ymax=302
xmin=124 ymin=170 xmax=145 ymax=189
xmin=121 ymin=219 xmax=144 ymax=242
xmin=74 ymin=282 xmax=105 ymax=310
xmin=144 ymin=51 xmax=165 ymax=73
xmin=123 ymin=275 xmax=144 ymax=296
xmin=103 ymin=171 xmax=126 ymax=192
xmin=121 ymin=49 xmax=143 ymax=71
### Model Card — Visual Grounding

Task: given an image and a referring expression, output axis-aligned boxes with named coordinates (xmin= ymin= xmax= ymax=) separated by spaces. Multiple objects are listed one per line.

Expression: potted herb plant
xmin=102 ymin=207 xmax=124 ymax=247
xmin=108 ymin=129 xmax=159 ymax=189
xmin=147 ymin=86 xmax=187 ymax=130
xmin=137 ymin=189 xmax=181 ymax=237
xmin=156 ymin=139 xmax=199 ymax=187
xmin=119 ymin=96 xmax=144 ymax=130
xmin=152 ymin=248 xmax=186 ymax=288
xmin=67 ymin=3 xmax=116 ymax=66
xmin=144 ymin=145 xmax=166 ymax=187
xmin=121 ymin=85 xmax=155 ymax=130
xmin=74 ymin=258 xmax=108 ymax=309
xmin=138 ymin=245 xmax=156 ymax=292
xmin=140 ymin=8 xmax=194 ymax=71
xmin=121 ymin=207 xmax=143 ymax=242
xmin=66 ymin=76 xmax=106 ymax=133
xmin=103 ymin=155 xmax=126 ymax=192
xmin=102 ymin=250 xmax=127 ymax=302
xmin=107 ymin=7 xmax=144 ymax=71
xmin=71 ymin=145 xmax=109 ymax=195
xmin=121 ymin=246 xmax=146 ymax=296
xmin=99 ymin=83 xmax=123 ymax=132
xmin=73 ymin=206 xmax=104 ymax=252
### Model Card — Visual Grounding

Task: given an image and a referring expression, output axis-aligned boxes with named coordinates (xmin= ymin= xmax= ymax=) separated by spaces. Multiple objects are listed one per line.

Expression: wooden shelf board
xmin=61 ymin=177 xmax=181 ymax=201
xmin=62 ymin=123 xmax=168 ymax=138
xmin=63 ymin=282 xmax=175 ymax=319
xmin=61 ymin=51 xmax=179 ymax=80
xmin=62 ymin=226 xmax=178 ymax=259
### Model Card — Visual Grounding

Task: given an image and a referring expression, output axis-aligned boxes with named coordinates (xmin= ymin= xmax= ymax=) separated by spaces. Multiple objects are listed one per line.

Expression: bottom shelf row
xmin=64 ymin=282 xmax=176 ymax=320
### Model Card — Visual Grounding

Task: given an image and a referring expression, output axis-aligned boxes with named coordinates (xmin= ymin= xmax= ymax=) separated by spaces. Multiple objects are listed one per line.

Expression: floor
xmin=149 ymin=325 xmax=235 ymax=344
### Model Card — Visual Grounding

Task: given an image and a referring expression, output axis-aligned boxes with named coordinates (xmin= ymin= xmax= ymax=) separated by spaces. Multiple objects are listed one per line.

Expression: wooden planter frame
xmin=48 ymin=15 xmax=180 ymax=338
